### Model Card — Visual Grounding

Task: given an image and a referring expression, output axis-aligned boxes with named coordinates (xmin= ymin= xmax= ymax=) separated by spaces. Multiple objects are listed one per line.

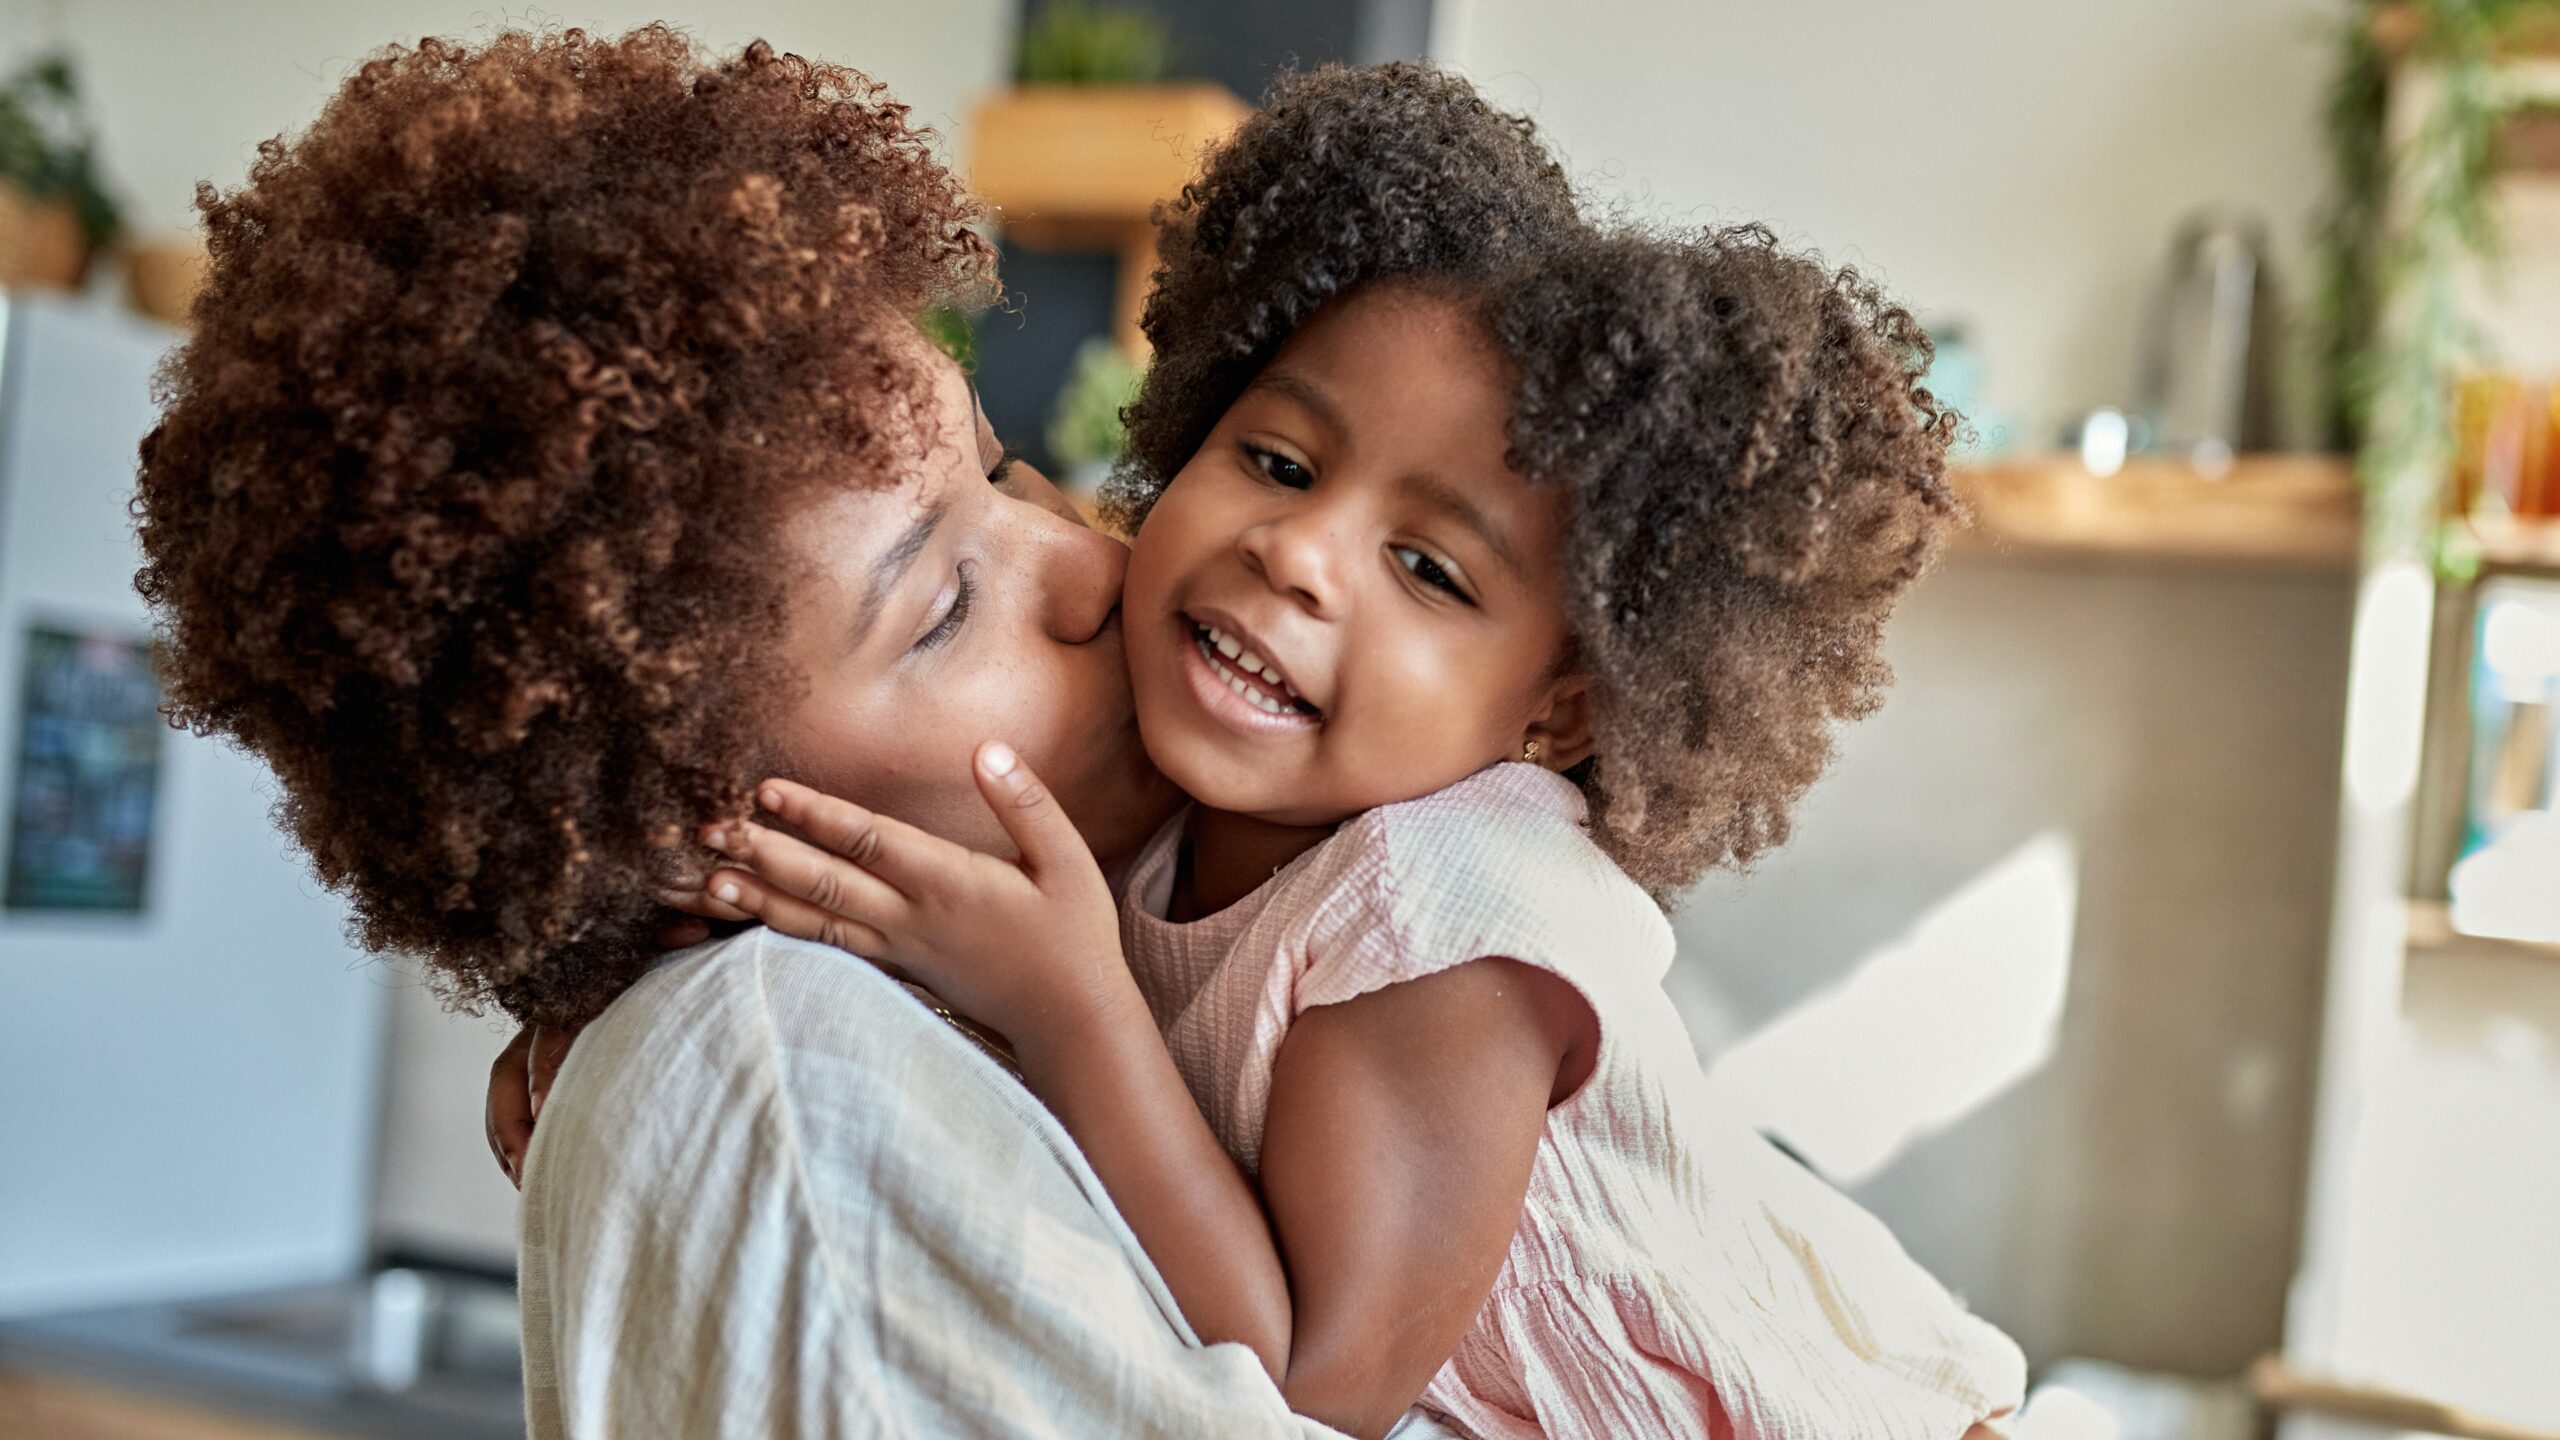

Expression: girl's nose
xmin=1238 ymin=505 xmax=1345 ymax=618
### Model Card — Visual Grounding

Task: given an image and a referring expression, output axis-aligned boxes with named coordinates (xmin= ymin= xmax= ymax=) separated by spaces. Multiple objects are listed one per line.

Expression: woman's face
xmin=768 ymin=333 xmax=1181 ymax=870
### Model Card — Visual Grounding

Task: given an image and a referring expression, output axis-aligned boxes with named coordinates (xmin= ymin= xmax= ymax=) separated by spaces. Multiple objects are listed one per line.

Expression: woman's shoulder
xmin=553 ymin=931 xmax=993 ymax=1161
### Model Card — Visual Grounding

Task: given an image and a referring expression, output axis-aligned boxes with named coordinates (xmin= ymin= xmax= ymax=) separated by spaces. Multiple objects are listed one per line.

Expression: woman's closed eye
xmin=913 ymin=562 xmax=977 ymax=653
xmin=1241 ymin=442 xmax=1312 ymax=490
xmin=986 ymin=446 xmax=1021 ymax=488
xmin=1393 ymin=544 xmax=1473 ymax=603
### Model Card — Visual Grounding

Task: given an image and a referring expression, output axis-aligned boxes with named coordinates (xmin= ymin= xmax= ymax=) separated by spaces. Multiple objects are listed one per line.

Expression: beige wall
xmin=1432 ymin=0 xmax=2337 ymax=449
xmin=0 ymin=0 xmax=1009 ymax=238
xmin=1431 ymin=0 xmax=2356 ymax=1372
xmin=1672 ymin=560 xmax=2351 ymax=1372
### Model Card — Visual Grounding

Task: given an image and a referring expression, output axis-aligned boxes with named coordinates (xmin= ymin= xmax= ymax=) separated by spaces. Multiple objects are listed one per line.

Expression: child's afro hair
xmin=1103 ymin=61 xmax=1582 ymax=531
xmin=1492 ymin=224 xmax=1962 ymax=896
xmin=1109 ymin=62 xmax=1961 ymax=899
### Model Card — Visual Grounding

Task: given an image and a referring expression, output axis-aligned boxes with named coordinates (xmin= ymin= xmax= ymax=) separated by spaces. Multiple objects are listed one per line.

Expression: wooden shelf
xmin=1951 ymin=453 xmax=2361 ymax=572
xmin=965 ymin=84 xmax=1252 ymax=355
xmin=2467 ymin=514 xmax=2560 ymax=579
xmin=2407 ymin=899 xmax=2560 ymax=964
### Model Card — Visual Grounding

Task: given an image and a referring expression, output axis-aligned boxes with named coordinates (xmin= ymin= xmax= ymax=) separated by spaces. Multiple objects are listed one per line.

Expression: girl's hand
xmin=699 ymin=741 xmax=1130 ymax=1043
xmin=480 ymin=909 xmax=719 ymax=1186
xmin=483 ymin=1022 xmax=581 ymax=1188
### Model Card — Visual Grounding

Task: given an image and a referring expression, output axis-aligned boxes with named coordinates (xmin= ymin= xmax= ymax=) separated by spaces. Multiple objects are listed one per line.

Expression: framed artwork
xmin=4 ymin=624 xmax=165 ymax=913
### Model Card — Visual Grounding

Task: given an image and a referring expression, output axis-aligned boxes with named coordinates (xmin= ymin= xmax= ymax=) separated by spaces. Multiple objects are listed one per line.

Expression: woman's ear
xmin=1521 ymin=673 xmax=1596 ymax=771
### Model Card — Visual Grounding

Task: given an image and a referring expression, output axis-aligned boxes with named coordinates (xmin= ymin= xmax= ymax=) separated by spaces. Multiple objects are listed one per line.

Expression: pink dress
xmin=1119 ymin=763 xmax=2024 ymax=1440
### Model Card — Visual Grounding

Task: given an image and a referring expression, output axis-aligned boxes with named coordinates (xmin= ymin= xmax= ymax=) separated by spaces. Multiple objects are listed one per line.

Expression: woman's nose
xmin=1238 ymin=505 xmax=1344 ymax=617
xmin=1035 ymin=507 xmax=1130 ymax=645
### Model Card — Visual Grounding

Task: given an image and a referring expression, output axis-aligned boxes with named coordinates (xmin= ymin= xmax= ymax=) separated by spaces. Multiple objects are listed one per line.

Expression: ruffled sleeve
xmin=1292 ymin=763 xmax=1675 ymax=1019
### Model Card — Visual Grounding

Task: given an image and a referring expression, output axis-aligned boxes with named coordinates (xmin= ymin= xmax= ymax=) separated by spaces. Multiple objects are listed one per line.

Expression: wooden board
xmin=2470 ymin=513 xmax=2560 ymax=579
xmin=2407 ymin=898 xmax=2560 ymax=964
xmin=1951 ymin=453 xmax=2362 ymax=572
xmin=2253 ymin=1354 xmax=2560 ymax=1440
xmin=0 ymin=1371 xmax=348 ymax=1440
xmin=965 ymin=84 xmax=1250 ymax=229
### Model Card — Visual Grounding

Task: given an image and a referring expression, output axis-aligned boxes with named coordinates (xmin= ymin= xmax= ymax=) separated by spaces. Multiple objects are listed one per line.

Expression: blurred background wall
xmin=0 ymin=0 xmax=2354 ymax=1368
xmin=11 ymin=3 xmax=2559 ymax=1436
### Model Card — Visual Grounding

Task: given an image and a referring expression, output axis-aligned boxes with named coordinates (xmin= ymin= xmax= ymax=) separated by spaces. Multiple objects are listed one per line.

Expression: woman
xmin=132 ymin=26 xmax=1545 ymax=1438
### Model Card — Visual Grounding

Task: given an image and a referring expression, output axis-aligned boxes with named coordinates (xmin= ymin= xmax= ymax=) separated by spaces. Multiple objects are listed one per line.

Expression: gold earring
xmin=1522 ymin=738 xmax=1543 ymax=766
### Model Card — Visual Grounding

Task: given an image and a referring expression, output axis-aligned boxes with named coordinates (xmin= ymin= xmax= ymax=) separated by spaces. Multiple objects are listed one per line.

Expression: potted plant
xmin=1047 ymin=337 xmax=1147 ymax=500
xmin=967 ymin=2 xmax=1249 ymax=354
xmin=0 ymin=54 xmax=122 ymax=290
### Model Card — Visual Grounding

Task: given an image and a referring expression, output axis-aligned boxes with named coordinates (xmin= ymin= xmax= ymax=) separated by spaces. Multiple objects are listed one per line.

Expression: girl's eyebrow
xmin=1242 ymin=369 xmax=1349 ymax=446
xmin=1403 ymin=472 xmax=1521 ymax=578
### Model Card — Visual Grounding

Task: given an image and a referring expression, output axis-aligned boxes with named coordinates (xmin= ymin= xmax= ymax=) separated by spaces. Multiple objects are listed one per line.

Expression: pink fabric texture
xmin=1120 ymin=763 xmax=2024 ymax=1440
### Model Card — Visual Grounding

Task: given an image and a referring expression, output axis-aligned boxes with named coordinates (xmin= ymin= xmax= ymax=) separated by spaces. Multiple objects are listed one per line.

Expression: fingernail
xmin=760 ymin=784 xmax=784 ymax=811
xmin=981 ymin=742 xmax=1017 ymax=778
xmin=704 ymin=825 xmax=734 ymax=852
xmin=712 ymin=880 xmax=740 ymax=904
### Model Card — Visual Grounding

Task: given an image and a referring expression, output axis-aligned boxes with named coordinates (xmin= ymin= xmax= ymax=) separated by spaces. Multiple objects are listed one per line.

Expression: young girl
xmin=693 ymin=66 xmax=2022 ymax=1440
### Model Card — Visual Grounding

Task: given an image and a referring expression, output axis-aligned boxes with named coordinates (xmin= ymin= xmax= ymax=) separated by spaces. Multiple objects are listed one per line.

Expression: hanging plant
xmin=2314 ymin=0 xmax=2554 ymax=568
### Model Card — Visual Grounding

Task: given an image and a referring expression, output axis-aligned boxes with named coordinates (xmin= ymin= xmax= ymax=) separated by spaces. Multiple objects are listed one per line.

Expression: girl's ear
xmin=1521 ymin=673 xmax=1596 ymax=771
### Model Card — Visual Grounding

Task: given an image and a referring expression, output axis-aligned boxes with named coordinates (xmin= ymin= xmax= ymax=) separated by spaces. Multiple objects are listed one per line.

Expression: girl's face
xmin=1121 ymin=286 xmax=1584 ymax=829
xmin=770 ymin=333 xmax=1182 ymax=870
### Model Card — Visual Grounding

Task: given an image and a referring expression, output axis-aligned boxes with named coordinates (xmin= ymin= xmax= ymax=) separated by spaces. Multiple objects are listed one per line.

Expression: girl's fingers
xmin=526 ymin=1022 xmax=582 ymax=1124
xmin=655 ymin=882 xmax=752 ymax=924
xmin=704 ymin=867 xmax=894 ymax=960
xmin=652 ymin=916 xmax=714 ymax=951
xmin=486 ymin=1027 xmax=539 ymax=1188
xmin=705 ymin=817 xmax=910 ymax=923
xmin=971 ymin=742 xmax=1092 ymax=883
xmin=749 ymin=778 xmax=962 ymax=901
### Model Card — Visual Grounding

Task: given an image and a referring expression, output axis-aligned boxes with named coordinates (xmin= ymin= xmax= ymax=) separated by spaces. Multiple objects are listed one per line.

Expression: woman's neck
xmin=1168 ymin=806 xmax=1339 ymax=921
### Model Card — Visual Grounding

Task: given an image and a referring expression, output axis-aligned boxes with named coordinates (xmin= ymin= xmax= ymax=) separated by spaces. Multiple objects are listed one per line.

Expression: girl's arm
xmin=703 ymin=748 xmax=1591 ymax=1437
xmin=1256 ymin=956 xmax=1592 ymax=1437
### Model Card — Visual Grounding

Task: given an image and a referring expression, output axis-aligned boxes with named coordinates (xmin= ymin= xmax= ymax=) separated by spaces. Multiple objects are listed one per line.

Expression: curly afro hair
xmin=1107 ymin=62 xmax=1958 ymax=900
xmin=1491 ymin=224 xmax=1961 ymax=896
xmin=133 ymin=26 xmax=991 ymax=1025
xmin=1102 ymin=61 xmax=1580 ymax=531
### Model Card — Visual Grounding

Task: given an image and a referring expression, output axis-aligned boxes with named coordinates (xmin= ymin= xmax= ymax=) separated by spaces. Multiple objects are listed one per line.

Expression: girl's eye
xmin=1242 ymin=443 xmax=1313 ymax=490
xmin=913 ymin=562 xmax=976 ymax=653
xmin=1394 ymin=545 xmax=1472 ymax=603
xmin=987 ymin=447 xmax=1021 ymax=487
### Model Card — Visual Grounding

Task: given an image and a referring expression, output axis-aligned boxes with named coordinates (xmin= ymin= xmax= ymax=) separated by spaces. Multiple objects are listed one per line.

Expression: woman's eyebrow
xmin=847 ymin=501 xmax=949 ymax=650
xmin=1241 ymin=369 xmax=1348 ymax=445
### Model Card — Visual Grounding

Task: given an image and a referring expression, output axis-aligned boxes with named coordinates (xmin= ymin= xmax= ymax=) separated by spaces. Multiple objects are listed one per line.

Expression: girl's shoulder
xmin=1299 ymin=764 xmax=1674 ymax=1006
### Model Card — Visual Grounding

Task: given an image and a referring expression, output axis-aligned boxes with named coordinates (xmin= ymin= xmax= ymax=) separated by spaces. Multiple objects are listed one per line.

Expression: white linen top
xmin=1120 ymin=763 xmax=2026 ymax=1440
xmin=515 ymin=928 xmax=1349 ymax=1439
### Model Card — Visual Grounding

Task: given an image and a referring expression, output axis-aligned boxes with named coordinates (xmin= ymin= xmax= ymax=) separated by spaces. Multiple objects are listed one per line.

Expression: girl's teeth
xmin=1198 ymin=621 xmax=1309 ymax=717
